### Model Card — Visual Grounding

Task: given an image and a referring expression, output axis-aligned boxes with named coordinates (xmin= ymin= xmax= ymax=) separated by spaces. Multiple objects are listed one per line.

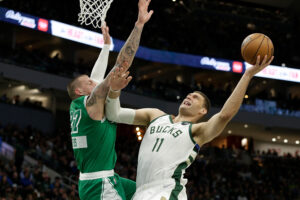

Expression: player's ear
xmin=198 ymin=108 xmax=207 ymax=115
xmin=75 ymin=88 xmax=82 ymax=96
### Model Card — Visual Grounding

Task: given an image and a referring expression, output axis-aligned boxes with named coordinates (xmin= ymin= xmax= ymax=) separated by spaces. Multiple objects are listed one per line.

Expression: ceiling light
xmin=241 ymin=138 xmax=248 ymax=146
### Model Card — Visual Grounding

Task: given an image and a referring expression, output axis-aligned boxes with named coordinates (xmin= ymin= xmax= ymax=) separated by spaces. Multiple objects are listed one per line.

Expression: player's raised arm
xmin=105 ymin=67 xmax=164 ymax=126
xmin=85 ymin=0 xmax=153 ymax=120
xmin=90 ymin=22 xmax=111 ymax=83
xmin=192 ymin=55 xmax=274 ymax=146
xmin=114 ymin=0 xmax=153 ymax=69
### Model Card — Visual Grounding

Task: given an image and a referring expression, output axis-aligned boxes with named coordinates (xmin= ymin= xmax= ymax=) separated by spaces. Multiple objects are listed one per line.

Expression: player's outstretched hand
xmin=136 ymin=0 xmax=154 ymax=26
xmin=110 ymin=66 xmax=132 ymax=91
xmin=101 ymin=21 xmax=111 ymax=45
xmin=245 ymin=55 xmax=274 ymax=77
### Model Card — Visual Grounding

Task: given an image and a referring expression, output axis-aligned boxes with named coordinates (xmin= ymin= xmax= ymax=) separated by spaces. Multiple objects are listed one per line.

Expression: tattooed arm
xmin=85 ymin=0 xmax=153 ymax=121
xmin=115 ymin=0 xmax=153 ymax=69
xmin=85 ymin=75 xmax=111 ymax=120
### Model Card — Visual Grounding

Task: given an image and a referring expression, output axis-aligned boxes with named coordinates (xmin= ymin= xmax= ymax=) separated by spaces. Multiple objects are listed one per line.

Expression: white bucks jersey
xmin=135 ymin=115 xmax=199 ymax=199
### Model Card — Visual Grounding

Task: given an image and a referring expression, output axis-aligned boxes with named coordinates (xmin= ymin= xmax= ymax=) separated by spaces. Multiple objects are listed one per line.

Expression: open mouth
xmin=183 ymin=101 xmax=191 ymax=106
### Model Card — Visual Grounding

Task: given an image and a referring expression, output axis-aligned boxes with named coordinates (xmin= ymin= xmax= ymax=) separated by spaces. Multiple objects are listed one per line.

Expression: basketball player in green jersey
xmin=106 ymin=55 xmax=274 ymax=200
xmin=67 ymin=0 xmax=153 ymax=199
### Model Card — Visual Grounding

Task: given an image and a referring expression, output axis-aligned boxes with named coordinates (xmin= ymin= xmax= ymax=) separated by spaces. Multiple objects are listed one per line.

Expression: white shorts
xmin=132 ymin=180 xmax=187 ymax=200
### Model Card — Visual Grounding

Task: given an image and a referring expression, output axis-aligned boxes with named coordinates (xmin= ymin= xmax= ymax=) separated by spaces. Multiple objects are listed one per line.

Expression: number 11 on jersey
xmin=152 ymin=138 xmax=164 ymax=152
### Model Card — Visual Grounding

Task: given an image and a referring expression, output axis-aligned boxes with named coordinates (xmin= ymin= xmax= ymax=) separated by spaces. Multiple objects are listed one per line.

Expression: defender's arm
xmin=90 ymin=22 xmax=111 ymax=83
xmin=114 ymin=0 xmax=153 ymax=69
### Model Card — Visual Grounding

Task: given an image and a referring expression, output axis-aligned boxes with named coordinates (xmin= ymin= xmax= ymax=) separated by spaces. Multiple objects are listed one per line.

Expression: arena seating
xmin=1 ymin=123 xmax=300 ymax=199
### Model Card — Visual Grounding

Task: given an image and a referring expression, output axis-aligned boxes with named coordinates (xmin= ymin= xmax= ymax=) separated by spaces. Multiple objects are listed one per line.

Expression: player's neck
xmin=173 ymin=114 xmax=196 ymax=124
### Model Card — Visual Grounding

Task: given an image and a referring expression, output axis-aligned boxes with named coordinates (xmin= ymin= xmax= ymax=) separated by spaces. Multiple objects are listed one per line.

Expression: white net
xmin=78 ymin=0 xmax=114 ymax=28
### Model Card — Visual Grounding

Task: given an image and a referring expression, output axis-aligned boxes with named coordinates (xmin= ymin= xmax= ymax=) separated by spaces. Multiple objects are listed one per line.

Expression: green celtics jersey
xmin=70 ymin=96 xmax=117 ymax=173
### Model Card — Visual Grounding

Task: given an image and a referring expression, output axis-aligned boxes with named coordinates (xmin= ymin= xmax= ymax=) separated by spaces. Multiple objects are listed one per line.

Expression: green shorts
xmin=78 ymin=174 xmax=136 ymax=200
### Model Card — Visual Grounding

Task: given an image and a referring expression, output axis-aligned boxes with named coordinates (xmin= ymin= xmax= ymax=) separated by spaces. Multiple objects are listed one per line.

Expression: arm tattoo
xmin=86 ymin=82 xmax=109 ymax=107
xmin=86 ymin=95 xmax=96 ymax=107
xmin=89 ymin=25 xmax=143 ymax=107
xmin=116 ymin=26 xmax=143 ymax=67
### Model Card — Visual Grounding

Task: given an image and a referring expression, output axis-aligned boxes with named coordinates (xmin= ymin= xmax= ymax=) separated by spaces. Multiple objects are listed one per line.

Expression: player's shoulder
xmin=149 ymin=108 xmax=165 ymax=118
xmin=70 ymin=96 xmax=85 ymax=109
xmin=148 ymin=109 xmax=168 ymax=124
xmin=71 ymin=96 xmax=86 ymax=105
xmin=151 ymin=108 xmax=165 ymax=115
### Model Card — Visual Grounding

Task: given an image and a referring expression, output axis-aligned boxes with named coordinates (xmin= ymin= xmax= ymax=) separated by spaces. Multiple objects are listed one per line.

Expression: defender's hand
xmin=136 ymin=0 xmax=154 ymax=26
xmin=101 ymin=21 xmax=111 ymax=45
xmin=245 ymin=55 xmax=274 ymax=77
xmin=110 ymin=67 xmax=132 ymax=91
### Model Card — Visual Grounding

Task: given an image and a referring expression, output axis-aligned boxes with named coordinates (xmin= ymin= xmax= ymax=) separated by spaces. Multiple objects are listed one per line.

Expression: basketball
xmin=241 ymin=33 xmax=274 ymax=65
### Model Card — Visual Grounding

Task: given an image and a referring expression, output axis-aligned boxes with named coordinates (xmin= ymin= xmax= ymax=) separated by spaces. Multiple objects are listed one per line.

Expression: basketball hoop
xmin=78 ymin=0 xmax=114 ymax=28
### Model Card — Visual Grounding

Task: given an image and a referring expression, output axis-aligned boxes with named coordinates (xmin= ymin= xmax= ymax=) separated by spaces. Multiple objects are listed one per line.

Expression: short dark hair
xmin=194 ymin=91 xmax=211 ymax=114
xmin=67 ymin=75 xmax=86 ymax=100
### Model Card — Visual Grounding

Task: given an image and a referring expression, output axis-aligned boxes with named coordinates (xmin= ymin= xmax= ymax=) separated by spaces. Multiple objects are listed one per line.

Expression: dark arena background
xmin=0 ymin=0 xmax=300 ymax=199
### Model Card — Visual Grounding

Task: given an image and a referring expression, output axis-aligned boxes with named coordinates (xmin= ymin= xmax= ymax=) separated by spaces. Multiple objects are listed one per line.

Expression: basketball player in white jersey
xmin=105 ymin=55 xmax=274 ymax=200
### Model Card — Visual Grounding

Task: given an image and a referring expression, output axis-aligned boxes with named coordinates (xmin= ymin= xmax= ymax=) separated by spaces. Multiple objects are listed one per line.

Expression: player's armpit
xmin=133 ymin=108 xmax=165 ymax=126
xmin=191 ymin=113 xmax=230 ymax=146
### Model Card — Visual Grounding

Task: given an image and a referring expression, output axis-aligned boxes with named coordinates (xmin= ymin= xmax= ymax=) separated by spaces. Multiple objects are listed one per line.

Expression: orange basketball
xmin=241 ymin=33 xmax=274 ymax=65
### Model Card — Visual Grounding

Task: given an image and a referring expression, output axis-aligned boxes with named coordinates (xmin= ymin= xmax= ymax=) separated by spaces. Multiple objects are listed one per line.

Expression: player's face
xmin=77 ymin=75 xmax=97 ymax=96
xmin=179 ymin=92 xmax=206 ymax=117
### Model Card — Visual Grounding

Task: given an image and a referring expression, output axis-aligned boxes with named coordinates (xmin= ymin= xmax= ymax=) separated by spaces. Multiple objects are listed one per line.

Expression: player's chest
xmin=146 ymin=122 xmax=189 ymax=139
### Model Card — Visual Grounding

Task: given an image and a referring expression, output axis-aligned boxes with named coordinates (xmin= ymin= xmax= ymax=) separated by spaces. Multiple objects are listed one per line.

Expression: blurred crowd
xmin=0 ymin=123 xmax=76 ymax=177
xmin=0 ymin=123 xmax=78 ymax=199
xmin=0 ymin=94 xmax=46 ymax=111
xmin=1 ymin=0 xmax=300 ymax=68
xmin=0 ymin=48 xmax=89 ymax=78
xmin=185 ymin=150 xmax=300 ymax=200
xmin=0 ymin=160 xmax=78 ymax=200
xmin=1 ymin=122 xmax=300 ymax=199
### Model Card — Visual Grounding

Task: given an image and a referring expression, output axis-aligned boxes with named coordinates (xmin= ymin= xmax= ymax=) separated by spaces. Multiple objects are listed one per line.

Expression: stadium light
xmin=296 ymin=140 xmax=300 ymax=145
xmin=241 ymin=138 xmax=248 ymax=147
xmin=272 ymin=138 xmax=276 ymax=142
xmin=15 ymin=85 xmax=26 ymax=91
xmin=284 ymin=139 xmax=288 ymax=143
